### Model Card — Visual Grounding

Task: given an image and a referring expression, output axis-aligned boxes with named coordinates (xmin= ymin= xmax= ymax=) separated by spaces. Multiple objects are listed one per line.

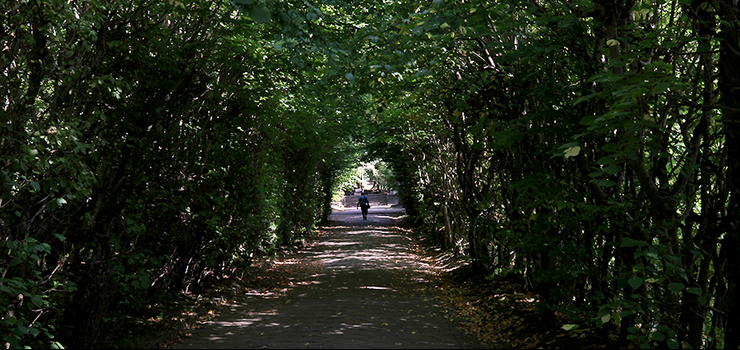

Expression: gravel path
xmin=172 ymin=205 xmax=485 ymax=349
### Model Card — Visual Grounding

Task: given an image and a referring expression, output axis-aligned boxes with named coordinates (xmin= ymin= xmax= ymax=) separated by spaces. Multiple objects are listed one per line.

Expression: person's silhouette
xmin=357 ymin=192 xmax=370 ymax=220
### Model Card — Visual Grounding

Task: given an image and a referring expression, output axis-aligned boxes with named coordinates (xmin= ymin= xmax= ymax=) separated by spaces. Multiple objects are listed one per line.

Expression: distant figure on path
xmin=357 ymin=192 xmax=370 ymax=220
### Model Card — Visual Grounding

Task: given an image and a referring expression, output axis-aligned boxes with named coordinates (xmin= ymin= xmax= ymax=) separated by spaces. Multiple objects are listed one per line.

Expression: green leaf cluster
xmin=360 ymin=0 xmax=740 ymax=348
xmin=0 ymin=0 xmax=365 ymax=347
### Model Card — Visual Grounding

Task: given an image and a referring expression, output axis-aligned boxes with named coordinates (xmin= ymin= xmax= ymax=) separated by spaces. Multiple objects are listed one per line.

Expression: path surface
xmin=172 ymin=205 xmax=485 ymax=349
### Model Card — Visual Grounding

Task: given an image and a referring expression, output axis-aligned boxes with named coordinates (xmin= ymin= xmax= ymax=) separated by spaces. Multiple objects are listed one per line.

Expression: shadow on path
xmin=172 ymin=205 xmax=485 ymax=349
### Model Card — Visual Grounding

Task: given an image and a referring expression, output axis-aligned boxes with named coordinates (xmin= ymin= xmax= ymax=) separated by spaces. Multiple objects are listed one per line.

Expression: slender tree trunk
xmin=319 ymin=164 xmax=334 ymax=224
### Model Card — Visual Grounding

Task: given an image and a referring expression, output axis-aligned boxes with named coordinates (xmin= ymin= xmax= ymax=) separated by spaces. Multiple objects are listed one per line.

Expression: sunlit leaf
xmin=563 ymin=146 xmax=580 ymax=158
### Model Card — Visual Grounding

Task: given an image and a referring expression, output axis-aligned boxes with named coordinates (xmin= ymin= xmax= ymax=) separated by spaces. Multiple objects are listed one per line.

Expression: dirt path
xmin=171 ymin=205 xmax=485 ymax=349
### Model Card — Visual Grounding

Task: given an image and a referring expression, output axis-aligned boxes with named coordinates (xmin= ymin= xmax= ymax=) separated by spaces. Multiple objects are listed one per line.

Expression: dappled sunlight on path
xmin=172 ymin=205 xmax=484 ymax=349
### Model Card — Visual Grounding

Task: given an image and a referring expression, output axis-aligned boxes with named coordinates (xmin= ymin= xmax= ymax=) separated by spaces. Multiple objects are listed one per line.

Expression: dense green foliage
xmin=366 ymin=0 xmax=740 ymax=348
xmin=2 ymin=0 xmax=739 ymax=348
xmin=1 ymin=0 xmax=364 ymax=347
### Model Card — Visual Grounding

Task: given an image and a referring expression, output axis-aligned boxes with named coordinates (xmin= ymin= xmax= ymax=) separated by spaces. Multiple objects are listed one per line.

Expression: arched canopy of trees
xmin=2 ymin=0 xmax=739 ymax=348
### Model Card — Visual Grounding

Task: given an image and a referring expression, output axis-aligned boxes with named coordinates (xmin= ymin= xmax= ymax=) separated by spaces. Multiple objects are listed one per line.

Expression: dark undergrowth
xmin=408 ymin=231 xmax=617 ymax=349
xmin=104 ymin=261 xmax=280 ymax=348
xmin=431 ymin=263 xmax=616 ymax=349
xmin=101 ymin=229 xmax=331 ymax=349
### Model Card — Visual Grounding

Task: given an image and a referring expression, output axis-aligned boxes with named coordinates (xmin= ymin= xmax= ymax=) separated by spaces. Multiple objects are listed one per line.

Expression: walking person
xmin=357 ymin=192 xmax=370 ymax=220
